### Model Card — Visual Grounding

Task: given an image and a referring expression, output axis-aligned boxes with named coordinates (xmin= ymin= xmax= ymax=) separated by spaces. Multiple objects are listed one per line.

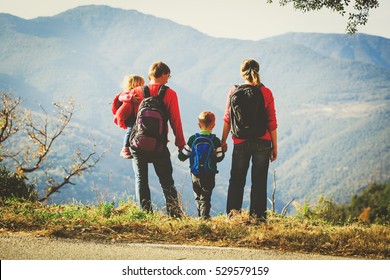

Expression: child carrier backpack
xmin=190 ymin=133 xmax=218 ymax=176
xmin=229 ymin=84 xmax=267 ymax=139
xmin=129 ymin=85 xmax=168 ymax=153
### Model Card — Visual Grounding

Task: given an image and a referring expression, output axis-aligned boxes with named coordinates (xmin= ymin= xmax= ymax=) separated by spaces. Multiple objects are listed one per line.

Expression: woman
xmin=221 ymin=58 xmax=278 ymax=221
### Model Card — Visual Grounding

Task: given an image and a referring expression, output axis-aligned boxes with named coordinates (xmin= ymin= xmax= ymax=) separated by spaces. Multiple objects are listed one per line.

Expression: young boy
xmin=179 ymin=111 xmax=225 ymax=219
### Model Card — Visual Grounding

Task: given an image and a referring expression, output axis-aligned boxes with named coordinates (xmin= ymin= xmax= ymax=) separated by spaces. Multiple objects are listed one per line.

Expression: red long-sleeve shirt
xmin=118 ymin=84 xmax=186 ymax=150
xmin=223 ymin=84 xmax=277 ymax=144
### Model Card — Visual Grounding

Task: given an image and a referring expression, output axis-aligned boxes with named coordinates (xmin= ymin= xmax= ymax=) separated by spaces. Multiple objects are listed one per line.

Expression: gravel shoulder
xmin=0 ymin=232 xmax=353 ymax=260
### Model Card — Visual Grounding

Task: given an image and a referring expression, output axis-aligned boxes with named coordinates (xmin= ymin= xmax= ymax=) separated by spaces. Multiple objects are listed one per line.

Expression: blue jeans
xmin=131 ymin=147 xmax=182 ymax=217
xmin=123 ymin=127 xmax=132 ymax=147
xmin=226 ymin=139 xmax=271 ymax=219
xmin=124 ymin=116 xmax=135 ymax=147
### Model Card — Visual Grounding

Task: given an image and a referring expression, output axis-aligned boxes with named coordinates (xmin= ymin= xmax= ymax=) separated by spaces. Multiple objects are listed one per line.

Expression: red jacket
xmin=113 ymin=91 xmax=135 ymax=129
xmin=118 ymin=84 xmax=186 ymax=149
xmin=223 ymin=84 xmax=277 ymax=144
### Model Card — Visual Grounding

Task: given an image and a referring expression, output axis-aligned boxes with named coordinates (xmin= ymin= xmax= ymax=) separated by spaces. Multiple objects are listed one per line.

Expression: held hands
xmin=221 ymin=141 xmax=228 ymax=152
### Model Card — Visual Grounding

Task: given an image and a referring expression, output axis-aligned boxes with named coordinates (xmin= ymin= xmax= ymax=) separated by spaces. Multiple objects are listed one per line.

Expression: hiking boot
xmin=120 ymin=147 xmax=133 ymax=159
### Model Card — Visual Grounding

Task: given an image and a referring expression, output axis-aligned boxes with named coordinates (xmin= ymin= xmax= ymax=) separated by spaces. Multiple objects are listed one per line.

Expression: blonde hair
xmin=122 ymin=74 xmax=145 ymax=91
xmin=198 ymin=111 xmax=215 ymax=129
xmin=241 ymin=59 xmax=261 ymax=87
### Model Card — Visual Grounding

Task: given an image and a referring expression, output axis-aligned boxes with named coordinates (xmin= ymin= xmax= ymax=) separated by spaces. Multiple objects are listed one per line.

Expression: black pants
xmin=191 ymin=174 xmax=216 ymax=218
xmin=226 ymin=139 xmax=271 ymax=219
xmin=132 ymin=147 xmax=182 ymax=218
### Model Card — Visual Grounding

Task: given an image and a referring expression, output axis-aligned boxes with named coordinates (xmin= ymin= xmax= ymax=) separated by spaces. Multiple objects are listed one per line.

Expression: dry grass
xmin=0 ymin=199 xmax=388 ymax=259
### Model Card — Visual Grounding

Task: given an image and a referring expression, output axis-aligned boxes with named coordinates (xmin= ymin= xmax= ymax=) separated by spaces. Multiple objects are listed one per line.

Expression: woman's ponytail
xmin=241 ymin=59 xmax=261 ymax=87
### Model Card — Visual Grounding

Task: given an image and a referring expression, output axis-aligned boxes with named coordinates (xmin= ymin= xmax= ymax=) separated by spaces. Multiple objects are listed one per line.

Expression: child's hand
xmin=177 ymin=154 xmax=185 ymax=162
xmin=178 ymin=147 xmax=187 ymax=162
xmin=131 ymin=93 xmax=140 ymax=103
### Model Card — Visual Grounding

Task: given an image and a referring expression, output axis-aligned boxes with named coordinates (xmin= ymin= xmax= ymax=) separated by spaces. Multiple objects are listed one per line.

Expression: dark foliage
xmin=348 ymin=182 xmax=390 ymax=224
xmin=0 ymin=166 xmax=37 ymax=201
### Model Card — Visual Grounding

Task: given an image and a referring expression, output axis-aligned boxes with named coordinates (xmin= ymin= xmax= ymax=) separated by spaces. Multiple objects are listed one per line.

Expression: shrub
xmin=0 ymin=166 xmax=37 ymax=201
xmin=348 ymin=182 xmax=390 ymax=224
xmin=313 ymin=196 xmax=346 ymax=225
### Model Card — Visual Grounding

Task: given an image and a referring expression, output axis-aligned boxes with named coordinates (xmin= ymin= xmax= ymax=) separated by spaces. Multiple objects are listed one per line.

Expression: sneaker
xmin=120 ymin=147 xmax=133 ymax=159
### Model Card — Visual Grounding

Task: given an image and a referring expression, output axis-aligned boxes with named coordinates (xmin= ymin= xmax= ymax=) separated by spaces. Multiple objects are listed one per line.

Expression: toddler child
xmin=112 ymin=74 xmax=144 ymax=159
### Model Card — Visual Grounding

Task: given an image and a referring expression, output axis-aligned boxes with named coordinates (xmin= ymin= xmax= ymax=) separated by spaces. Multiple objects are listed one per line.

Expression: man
xmin=129 ymin=61 xmax=186 ymax=217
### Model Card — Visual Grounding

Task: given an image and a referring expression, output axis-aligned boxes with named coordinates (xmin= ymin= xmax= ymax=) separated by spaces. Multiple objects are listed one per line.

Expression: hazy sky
xmin=0 ymin=0 xmax=389 ymax=40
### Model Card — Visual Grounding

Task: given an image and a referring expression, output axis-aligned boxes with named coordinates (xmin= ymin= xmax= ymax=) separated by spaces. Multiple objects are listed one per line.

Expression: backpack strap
xmin=142 ymin=85 xmax=168 ymax=99
xmin=208 ymin=134 xmax=216 ymax=148
xmin=142 ymin=85 xmax=150 ymax=98
xmin=157 ymin=85 xmax=168 ymax=99
xmin=195 ymin=133 xmax=215 ymax=140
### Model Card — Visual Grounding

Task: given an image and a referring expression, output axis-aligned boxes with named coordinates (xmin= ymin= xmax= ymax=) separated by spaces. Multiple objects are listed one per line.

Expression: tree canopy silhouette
xmin=268 ymin=0 xmax=380 ymax=34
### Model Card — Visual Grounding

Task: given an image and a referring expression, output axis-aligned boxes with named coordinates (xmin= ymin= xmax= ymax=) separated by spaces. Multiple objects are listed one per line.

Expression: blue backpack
xmin=190 ymin=133 xmax=218 ymax=176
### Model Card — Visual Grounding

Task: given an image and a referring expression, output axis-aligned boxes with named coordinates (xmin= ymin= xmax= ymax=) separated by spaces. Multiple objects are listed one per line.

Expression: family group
xmin=111 ymin=59 xmax=278 ymax=221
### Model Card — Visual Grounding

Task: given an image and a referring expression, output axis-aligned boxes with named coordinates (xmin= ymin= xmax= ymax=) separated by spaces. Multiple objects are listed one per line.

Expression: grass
xmin=0 ymin=199 xmax=389 ymax=259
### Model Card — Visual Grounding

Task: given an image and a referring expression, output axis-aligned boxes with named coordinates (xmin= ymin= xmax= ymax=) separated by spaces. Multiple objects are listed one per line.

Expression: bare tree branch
xmin=0 ymin=92 xmax=23 ymax=146
xmin=268 ymin=169 xmax=294 ymax=216
xmin=281 ymin=198 xmax=295 ymax=216
xmin=39 ymin=146 xmax=104 ymax=202
xmin=267 ymin=170 xmax=277 ymax=213
xmin=1 ymin=92 xmax=104 ymax=203
xmin=19 ymin=99 xmax=74 ymax=173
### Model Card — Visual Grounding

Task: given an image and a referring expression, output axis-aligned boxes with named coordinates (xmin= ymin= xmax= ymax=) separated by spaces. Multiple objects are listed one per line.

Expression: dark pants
xmin=226 ymin=139 xmax=271 ymax=219
xmin=191 ymin=174 xmax=215 ymax=218
xmin=131 ymin=147 xmax=182 ymax=217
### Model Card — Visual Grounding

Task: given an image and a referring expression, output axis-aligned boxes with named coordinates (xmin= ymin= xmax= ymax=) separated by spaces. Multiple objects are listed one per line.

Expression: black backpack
xmin=189 ymin=133 xmax=218 ymax=176
xmin=229 ymin=84 xmax=267 ymax=139
xmin=129 ymin=85 xmax=169 ymax=153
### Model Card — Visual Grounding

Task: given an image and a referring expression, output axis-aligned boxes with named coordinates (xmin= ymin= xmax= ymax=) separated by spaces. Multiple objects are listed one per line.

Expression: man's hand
xmin=221 ymin=141 xmax=228 ymax=152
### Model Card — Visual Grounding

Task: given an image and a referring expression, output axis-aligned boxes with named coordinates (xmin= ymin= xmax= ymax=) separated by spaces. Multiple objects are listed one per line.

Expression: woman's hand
xmin=270 ymin=146 xmax=278 ymax=162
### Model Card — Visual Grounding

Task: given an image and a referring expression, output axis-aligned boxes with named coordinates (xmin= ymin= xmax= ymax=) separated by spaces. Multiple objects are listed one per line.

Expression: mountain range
xmin=1 ymin=5 xmax=389 ymax=215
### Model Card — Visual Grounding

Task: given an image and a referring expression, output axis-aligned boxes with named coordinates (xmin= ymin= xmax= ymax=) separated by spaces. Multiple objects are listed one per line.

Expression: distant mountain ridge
xmin=265 ymin=32 xmax=390 ymax=69
xmin=0 ymin=5 xmax=389 ymax=214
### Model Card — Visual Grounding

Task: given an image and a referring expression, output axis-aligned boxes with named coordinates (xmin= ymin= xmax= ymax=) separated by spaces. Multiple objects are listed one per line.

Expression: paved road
xmin=0 ymin=232 xmax=351 ymax=260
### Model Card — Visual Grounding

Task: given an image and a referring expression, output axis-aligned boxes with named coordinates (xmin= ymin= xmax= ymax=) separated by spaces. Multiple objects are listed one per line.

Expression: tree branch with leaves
xmin=17 ymin=100 xmax=74 ymax=173
xmin=1 ymin=91 xmax=104 ymax=202
xmin=0 ymin=92 xmax=23 ymax=153
xmin=267 ymin=0 xmax=380 ymax=34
